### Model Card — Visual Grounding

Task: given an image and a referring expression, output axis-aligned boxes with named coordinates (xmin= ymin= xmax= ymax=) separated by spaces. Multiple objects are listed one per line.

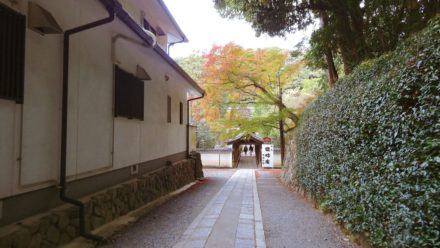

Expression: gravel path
xmin=256 ymin=170 xmax=356 ymax=248
xmin=101 ymin=169 xmax=235 ymax=248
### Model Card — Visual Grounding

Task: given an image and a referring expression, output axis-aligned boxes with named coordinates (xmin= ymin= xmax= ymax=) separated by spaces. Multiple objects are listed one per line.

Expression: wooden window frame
xmin=167 ymin=96 xmax=171 ymax=123
xmin=179 ymin=102 xmax=183 ymax=124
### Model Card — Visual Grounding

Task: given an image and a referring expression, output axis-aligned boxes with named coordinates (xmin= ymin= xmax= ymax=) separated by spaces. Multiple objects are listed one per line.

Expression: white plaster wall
xmin=112 ymin=26 xmax=190 ymax=168
xmin=0 ymin=100 xmax=18 ymax=198
xmin=20 ymin=27 xmax=63 ymax=185
xmin=200 ymin=152 xmax=233 ymax=167
xmin=19 ymin=0 xmax=69 ymax=185
xmin=0 ymin=0 xmax=199 ymax=198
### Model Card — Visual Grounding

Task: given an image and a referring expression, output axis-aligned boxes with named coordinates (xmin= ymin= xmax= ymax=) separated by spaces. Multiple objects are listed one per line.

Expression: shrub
xmin=286 ymin=16 xmax=440 ymax=247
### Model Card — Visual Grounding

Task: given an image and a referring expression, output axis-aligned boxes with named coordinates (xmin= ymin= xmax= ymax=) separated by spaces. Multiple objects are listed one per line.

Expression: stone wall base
xmin=0 ymin=156 xmax=202 ymax=248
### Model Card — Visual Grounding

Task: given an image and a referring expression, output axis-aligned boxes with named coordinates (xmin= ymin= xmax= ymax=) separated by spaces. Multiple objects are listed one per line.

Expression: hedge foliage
xmin=287 ymin=16 xmax=440 ymax=247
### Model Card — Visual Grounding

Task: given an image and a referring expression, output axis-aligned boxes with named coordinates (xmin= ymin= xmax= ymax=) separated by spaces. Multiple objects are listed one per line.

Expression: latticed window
xmin=0 ymin=3 xmax=25 ymax=103
xmin=114 ymin=66 xmax=144 ymax=120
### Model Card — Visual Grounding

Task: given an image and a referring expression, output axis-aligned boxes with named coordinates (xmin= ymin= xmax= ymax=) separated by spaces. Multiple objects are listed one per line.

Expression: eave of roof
xmin=157 ymin=0 xmax=188 ymax=43
xmin=225 ymin=133 xmax=264 ymax=145
xmin=100 ymin=0 xmax=204 ymax=96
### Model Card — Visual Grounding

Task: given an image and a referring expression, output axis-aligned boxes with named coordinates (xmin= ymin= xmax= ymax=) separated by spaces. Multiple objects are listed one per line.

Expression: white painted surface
xmin=261 ymin=144 xmax=274 ymax=168
xmin=0 ymin=0 xmax=202 ymax=198
xmin=20 ymin=25 xmax=63 ymax=185
xmin=199 ymin=150 xmax=282 ymax=168
xmin=0 ymin=100 xmax=17 ymax=198
xmin=200 ymin=152 xmax=233 ymax=167
xmin=114 ymin=119 xmax=141 ymax=169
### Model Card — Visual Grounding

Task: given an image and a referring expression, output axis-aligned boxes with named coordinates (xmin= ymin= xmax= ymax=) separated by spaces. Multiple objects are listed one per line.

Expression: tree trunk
xmin=324 ymin=49 xmax=338 ymax=87
xmin=332 ymin=0 xmax=367 ymax=74
xmin=277 ymin=76 xmax=285 ymax=166
xmin=279 ymin=107 xmax=285 ymax=166
xmin=320 ymin=11 xmax=339 ymax=87
xmin=347 ymin=0 xmax=369 ymax=58
xmin=334 ymin=11 xmax=360 ymax=74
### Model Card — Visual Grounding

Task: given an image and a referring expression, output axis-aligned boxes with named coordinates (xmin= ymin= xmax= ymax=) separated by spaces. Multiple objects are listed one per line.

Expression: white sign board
xmin=261 ymin=144 xmax=274 ymax=168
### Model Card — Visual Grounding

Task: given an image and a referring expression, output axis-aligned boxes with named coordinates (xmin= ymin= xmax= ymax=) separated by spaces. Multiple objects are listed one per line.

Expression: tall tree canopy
xmin=186 ymin=44 xmax=305 ymax=158
xmin=214 ymin=0 xmax=440 ymax=86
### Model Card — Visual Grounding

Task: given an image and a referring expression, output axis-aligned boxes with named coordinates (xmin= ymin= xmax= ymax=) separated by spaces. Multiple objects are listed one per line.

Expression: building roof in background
xmin=157 ymin=0 xmax=188 ymax=43
xmin=226 ymin=133 xmax=264 ymax=145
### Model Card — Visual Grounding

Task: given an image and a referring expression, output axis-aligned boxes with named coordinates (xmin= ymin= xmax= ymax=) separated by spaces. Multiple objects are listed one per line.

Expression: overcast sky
xmin=163 ymin=0 xmax=313 ymax=59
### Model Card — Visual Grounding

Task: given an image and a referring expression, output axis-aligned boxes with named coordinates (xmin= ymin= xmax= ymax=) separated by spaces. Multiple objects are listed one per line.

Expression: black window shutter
xmin=167 ymin=96 xmax=171 ymax=123
xmin=0 ymin=3 xmax=26 ymax=103
xmin=179 ymin=102 xmax=183 ymax=124
xmin=114 ymin=66 xmax=144 ymax=120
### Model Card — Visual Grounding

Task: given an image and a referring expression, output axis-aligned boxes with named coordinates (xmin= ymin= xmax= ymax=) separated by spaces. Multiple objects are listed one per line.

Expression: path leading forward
xmin=101 ymin=169 xmax=355 ymax=248
xmin=174 ymin=169 xmax=265 ymax=248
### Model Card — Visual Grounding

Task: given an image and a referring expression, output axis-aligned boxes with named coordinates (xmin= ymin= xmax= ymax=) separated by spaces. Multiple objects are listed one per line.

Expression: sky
xmin=163 ymin=0 xmax=313 ymax=59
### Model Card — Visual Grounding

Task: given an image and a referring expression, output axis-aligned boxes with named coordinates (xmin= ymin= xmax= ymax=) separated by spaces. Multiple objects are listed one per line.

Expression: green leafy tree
xmin=214 ymin=0 xmax=440 ymax=87
xmin=196 ymin=122 xmax=217 ymax=149
xmin=200 ymin=44 xmax=305 ymax=161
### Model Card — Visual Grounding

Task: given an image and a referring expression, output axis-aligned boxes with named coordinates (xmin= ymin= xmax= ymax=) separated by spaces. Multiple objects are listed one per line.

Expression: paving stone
xmin=28 ymin=233 xmax=42 ymax=248
xmin=236 ymin=224 xmax=255 ymax=239
xmin=0 ymin=234 xmax=13 ymax=248
xmin=57 ymin=212 xmax=70 ymax=229
xmin=183 ymin=239 xmax=206 ymax=248
xmin=190 ymin=227 xmax=211 ymax=239
xmin=59 ymin=232 xmax=71 ymax=245
xmin=235 ymin=238 xmax=255 ymax=248
xmin=177 ymin=169 xmax=266 ymax=248
xmin=46 ymin=224 xmax=60 ymax=244
xmin=199 ymin=217 xmax=217 ymax=228
xmin=239 ymin=218 xmax=254 ymax=225
xmin=12 ymin=229 xmax=31 ymax=248
xmin=239 ymin=213 xmax=254 ymax=220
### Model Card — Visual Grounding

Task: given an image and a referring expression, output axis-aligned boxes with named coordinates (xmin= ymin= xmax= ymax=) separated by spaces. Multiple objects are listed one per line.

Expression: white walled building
xmin=0 ymin=0 xmax=204 ymax=227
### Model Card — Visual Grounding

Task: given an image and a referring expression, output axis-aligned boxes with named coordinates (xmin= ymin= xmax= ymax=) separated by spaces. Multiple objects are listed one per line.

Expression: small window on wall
xmin=167 ymin=96 xmax=171 ymax=123
xmin=114 ymin=66 xmax=144 ymax=120
xmin=0 ymin=3 xmax=26 ymax=103
xmin=179 ymin=102 xmax=183 ymax=124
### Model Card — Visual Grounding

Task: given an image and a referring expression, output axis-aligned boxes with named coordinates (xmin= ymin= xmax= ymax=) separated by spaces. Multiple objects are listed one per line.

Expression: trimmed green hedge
xmin=287 ymin=16 xmax=440 ymax=247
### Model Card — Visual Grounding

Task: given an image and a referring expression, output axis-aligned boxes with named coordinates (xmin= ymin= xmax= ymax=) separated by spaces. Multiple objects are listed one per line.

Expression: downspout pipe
xmin=186 ymin=94 xmax=205 ymax=158
xmin=60 ymin=1 xmax=117 ymax=244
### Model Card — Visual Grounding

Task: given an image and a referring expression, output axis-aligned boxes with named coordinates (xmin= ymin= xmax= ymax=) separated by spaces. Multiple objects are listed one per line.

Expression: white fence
xmin=199 ymin=149 xmax=233 ymax=167
xmin=198 ymin=149 xmax=282 ymax=168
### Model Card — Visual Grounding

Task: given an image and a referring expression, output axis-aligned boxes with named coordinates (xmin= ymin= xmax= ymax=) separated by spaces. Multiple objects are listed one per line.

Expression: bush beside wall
xmin=283 ymin=16 xmax=440 ymax=247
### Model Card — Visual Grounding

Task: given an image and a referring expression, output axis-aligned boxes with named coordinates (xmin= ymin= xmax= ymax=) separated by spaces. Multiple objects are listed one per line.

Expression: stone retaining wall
xmin=0 ymin=156 xmax=202 ymax=248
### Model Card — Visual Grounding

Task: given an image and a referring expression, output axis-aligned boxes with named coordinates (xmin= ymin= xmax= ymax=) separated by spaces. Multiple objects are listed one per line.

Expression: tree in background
xmin=199 ymin=44 xmax=305 ymax=162
xmin=177 ymin=45 xmax=320 ymax=158
xmin=214 ymin=0 xmax=440 ymax=87
xmin=195 ymin=122 xmax=217 ymax=149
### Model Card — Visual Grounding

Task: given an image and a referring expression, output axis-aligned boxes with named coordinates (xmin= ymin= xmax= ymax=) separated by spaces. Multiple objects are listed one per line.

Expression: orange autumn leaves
xmin=190 ymin=43 xmax=303 ymax=136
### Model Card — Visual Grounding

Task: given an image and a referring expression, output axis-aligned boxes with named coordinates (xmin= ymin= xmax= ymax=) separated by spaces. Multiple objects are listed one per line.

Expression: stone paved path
xmin=98 ymin=168 xmax=355 ymax=248
xmin=237 ymin=156 xmax=259 ymax=169
xmin=174 ymin=169 xmax=265 ymax=248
